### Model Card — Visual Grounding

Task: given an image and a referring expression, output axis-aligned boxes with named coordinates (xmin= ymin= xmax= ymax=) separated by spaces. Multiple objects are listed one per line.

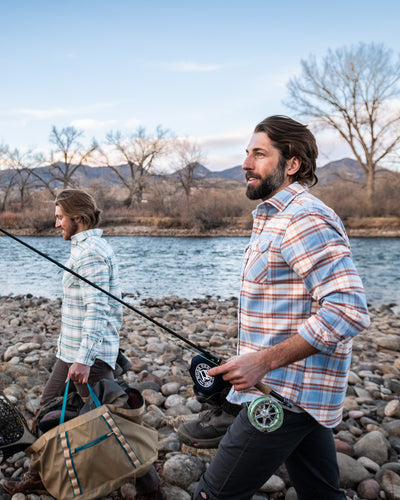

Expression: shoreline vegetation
xmin=2 ymin=216 xmax=400 ymax=238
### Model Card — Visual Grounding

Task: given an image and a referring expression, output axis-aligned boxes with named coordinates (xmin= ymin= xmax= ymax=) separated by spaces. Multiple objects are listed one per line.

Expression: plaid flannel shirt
xmin=227 ymin=183 xmax=370 ymax=427
xmin=57 ymin=229 xmax=122 ymax=369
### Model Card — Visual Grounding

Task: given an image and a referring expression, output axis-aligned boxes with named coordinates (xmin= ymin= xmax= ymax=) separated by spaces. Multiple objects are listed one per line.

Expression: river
xmin=1 ymin=236 xmax=399 ymax=312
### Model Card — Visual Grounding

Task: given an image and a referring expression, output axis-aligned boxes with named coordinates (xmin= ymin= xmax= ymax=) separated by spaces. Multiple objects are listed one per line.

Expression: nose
xmin=242 ymin=155 xmax=252 ymax=171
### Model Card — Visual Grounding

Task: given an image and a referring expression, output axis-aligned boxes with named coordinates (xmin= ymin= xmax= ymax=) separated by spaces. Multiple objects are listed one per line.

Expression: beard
xmin=245 ymin=161 xmax=286 ymax=200
xmin=62 ymin=220 xmax=79 ymax=240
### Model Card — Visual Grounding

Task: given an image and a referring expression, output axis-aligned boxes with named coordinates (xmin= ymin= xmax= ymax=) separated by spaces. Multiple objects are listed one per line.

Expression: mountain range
xmin=1 ymin=157 xmax=394 ymax=188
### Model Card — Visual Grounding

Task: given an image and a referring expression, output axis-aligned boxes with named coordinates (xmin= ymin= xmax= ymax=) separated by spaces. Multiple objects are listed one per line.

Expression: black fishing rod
xmin=0 ymin=227 xmax=219 ymax=365
xmin=1 ymin=227 xmax=294 ymax=433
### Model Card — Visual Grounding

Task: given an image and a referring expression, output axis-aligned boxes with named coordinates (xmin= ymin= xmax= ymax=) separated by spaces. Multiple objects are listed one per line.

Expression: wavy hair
xmin=55 ymin=189 xmax=101 ymax=229
xmin=254 ymin=115 xmax=318 ymax=186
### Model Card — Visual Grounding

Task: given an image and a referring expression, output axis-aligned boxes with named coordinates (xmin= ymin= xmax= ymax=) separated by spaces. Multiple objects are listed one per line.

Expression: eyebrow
xmin=246 ymin=147 xmax=266 ymax=154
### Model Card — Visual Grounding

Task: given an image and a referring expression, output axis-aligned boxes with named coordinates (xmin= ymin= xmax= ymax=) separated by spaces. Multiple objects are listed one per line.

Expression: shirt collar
xmin=255 ymin=182 xmax=308 ymax=214
xmin=71 ymin=228 xmax=103 ymax=244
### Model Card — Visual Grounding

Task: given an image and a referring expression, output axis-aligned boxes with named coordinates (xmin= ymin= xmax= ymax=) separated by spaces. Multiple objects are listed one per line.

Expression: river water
xmin=1 ymin=235 xmax=399 ymax=312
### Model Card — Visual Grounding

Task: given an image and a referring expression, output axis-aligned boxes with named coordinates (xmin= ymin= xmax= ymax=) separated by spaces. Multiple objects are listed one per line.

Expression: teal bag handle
xmin=60 ymin=379 xmax=102 ymax=424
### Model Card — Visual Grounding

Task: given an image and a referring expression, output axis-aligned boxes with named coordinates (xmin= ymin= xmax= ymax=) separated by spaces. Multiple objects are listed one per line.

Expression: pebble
xmin=0 ymin=295 xmax=399 ymax=499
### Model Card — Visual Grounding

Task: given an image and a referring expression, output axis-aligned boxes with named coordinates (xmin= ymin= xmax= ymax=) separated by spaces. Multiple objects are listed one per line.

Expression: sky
xmin=1 ymin=0 xmax=400 ymax=171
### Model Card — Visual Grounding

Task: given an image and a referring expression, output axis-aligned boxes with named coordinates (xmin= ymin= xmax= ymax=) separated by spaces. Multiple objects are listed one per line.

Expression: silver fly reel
xmin=247 ymin=395 xmax=284 ymax=432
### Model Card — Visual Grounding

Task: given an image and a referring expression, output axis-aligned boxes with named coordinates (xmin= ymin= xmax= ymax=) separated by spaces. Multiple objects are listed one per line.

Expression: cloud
xmin=13 ymin=108 xmax=70 ymax=120
xmin=9 ymin=102 xmax=115 ymax=122
xmin=156 ymin=61 xmax=222 ymax=72
xmin=70 ymin=118 xmax=116 ymax=130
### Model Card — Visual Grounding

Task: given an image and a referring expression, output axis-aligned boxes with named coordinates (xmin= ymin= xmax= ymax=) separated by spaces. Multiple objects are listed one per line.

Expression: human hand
xmin=67 ymin=362 xmax=91 ymax=385
xmin=208 ymin=351 xmax=269 ymax=391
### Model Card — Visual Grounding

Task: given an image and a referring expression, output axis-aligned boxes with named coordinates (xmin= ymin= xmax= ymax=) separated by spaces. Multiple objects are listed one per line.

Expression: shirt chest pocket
xmin=63 ymin=271 xmax=80 ymax=289
xmin=241 ymin=239 xmax=272 ymax=283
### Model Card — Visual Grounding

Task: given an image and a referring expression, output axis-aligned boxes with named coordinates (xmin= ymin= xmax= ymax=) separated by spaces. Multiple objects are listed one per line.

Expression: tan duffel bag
xmin=27 ymin=381 xmax=158 ymax=500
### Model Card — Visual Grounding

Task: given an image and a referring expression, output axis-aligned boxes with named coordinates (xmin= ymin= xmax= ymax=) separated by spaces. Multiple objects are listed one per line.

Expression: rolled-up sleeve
xmin=282 ymin=211 xmax=370 ymax=354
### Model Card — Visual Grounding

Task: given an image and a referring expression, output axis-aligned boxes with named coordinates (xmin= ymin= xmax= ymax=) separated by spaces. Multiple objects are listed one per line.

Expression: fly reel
xmin=247 ymin=395 xmax=284 ymax=432
xmin=189 ymin=354 xmax=230 ymax=403
xmin=190 ymin=355 xmax=285 ymax=433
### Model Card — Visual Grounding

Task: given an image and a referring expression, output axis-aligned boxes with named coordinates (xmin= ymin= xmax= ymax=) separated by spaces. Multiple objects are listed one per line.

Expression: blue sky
xmin=1 ymin=0 xmax=400 ymax=170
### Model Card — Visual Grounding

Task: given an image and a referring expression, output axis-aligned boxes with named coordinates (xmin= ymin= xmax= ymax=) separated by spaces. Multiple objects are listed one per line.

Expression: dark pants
xmin=41 ymin=358 xmax=114 ymax=405
xmin=194 ymin=406 xmax=345 ymax=500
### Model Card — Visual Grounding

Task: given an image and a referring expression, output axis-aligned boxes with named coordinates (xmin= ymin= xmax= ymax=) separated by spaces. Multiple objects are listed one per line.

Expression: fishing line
xmin=0 ymin=227 xmax=220 ymax=367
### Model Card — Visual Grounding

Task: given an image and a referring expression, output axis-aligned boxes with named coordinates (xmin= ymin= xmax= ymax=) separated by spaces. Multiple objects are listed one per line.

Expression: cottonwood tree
xmin=286 ymin=42 xmax=400 ymax=206
xmin=34 ymin=126 xmax=98 ymax=194
xmin=103 ymin=125 xmax=172 ymax=209
xmin=0 ymin=144 xmax=16 ymax=211
xmin=172 ymin=138 xmax=206 ymax=209
xmin=2 ymin=148 xmax=42 ymax=209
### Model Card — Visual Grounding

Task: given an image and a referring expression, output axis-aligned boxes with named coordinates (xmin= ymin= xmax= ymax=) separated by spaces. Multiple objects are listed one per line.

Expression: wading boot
xmin=177 ymin=399 xmax=240 ymax=449
xmin=1 ymin=470 xmax=47 ymax=495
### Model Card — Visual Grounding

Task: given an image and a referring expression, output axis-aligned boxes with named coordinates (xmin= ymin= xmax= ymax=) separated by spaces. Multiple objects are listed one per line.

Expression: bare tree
xmin=0 ymin=144 xmax=16 ymax=211
xmin=36 ymin=126 xmax=98 ymax=192
xmin=172 ymin=138 xmax=206 ymax=209
xmin=2 ymin=148 xmax=42 ymax=209
xmin=102 ymin=125 xmax=172 ymax=209
xmin=286 ymin=42 xmax=400 ymax=206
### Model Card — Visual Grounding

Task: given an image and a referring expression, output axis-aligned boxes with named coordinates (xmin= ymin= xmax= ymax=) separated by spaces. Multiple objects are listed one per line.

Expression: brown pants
xmin=40 ymin=358 xmax=114 ymax=405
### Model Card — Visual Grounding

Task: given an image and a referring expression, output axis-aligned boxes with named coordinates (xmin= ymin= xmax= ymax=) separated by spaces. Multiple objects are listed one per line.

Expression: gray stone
xmin=354 ymin=430 xmax=390 ymax=465
xmin=337 ymin=452 xmax=372 ymax=488
xmin=376 ymin=469 xmax=400 ymax=500
xmin=259 ymin=474 xmax=285 ymax=493
xmin=162 ymin=454 xmax=205 ymax=489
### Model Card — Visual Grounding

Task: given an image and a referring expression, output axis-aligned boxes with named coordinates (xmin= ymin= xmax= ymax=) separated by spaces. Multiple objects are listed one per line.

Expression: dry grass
xmin=1 ymin=174 xmax=399 ymax=234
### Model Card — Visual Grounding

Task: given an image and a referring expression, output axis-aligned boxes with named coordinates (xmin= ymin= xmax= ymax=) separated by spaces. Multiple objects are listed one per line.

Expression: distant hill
xmin=316 ymin=158 xmax=364 ymax=184
xmin=1 ymin=157 xmax=397 ymax=189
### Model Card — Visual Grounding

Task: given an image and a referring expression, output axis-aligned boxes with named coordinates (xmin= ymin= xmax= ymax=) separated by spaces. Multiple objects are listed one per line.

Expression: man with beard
xmin=180 ymin=116 xmax=370 ymax=500
xmin=42 ymin=189 xmax=123 ymax=401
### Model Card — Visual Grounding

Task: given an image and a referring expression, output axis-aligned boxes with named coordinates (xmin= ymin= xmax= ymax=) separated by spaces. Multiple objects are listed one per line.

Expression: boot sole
xmin=178 ymin=430 xmax=222 ymax=449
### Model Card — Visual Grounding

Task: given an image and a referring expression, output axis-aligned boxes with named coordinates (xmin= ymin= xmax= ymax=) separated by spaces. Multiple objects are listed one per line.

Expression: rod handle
xmin=254 ymin=382 xmax=272 ymax=396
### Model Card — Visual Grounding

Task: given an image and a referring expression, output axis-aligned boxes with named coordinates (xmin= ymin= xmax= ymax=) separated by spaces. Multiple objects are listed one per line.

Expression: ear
xmin=286 ymin=156 xmax=301 ymax=176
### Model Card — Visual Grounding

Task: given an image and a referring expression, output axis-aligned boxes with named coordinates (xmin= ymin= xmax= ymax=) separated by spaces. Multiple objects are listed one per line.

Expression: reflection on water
xmin=1 ymin=235 xmax=399 ymax=311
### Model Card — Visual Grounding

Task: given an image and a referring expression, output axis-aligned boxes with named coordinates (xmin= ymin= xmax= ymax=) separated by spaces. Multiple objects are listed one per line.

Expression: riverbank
xmin=1 ymin=216 xmax=400 ymax=238
xmin=0 ymin=296 xmax=400 ymax=499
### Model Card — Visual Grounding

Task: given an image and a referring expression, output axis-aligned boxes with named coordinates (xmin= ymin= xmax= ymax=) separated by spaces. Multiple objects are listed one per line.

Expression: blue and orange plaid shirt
xmin=227 ymin=183 xmax=370 ymax=427
xmin=57 ymin=229 xmax=123 ymax=369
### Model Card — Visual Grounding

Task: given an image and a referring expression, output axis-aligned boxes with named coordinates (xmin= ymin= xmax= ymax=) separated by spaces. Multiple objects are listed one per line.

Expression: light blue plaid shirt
xmin=228 ymin=183 xmax=370 ymax=427
xmin=57 ymin=229 xmax=122 ymax=369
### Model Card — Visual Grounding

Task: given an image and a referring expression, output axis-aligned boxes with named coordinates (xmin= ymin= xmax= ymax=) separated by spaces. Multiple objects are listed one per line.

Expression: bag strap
xmin=60 ymin=381 xmax=101 ymax=424
xmin=60 ymin=379 xmax=71 ymax=425
xmin=59 ymin=430 xmax=82 ymax=497
xmin=101 ymin=411 xmax=143 ymax=469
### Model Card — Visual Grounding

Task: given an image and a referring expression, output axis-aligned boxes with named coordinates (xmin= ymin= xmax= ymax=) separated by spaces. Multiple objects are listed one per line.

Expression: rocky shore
xmin=0 ymin=295 xmax=400 ymax=500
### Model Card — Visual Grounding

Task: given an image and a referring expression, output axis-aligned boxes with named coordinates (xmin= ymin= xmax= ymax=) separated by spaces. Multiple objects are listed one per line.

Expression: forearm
xmin=209 ymin=334 xmax=319 ymax=391
xmin=260 ymin=333 xmax=319 ymax=372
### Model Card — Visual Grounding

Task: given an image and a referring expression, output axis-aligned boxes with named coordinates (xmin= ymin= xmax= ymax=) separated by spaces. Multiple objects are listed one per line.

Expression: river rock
xmin=337 ymin=452 xmax=372 ymax=488
xmin=376 ymin=469 xmax=400 ymax=500
xmin=162 ymin=454 xmax=205 ymax=489
xmin=354 ymin=430 xmax=390 ymax=465
xmin=259 ymin=474 xmax=285 ymax=493
xmin=357 ymin=478 xmax=381 ymax=499
xmin=1 ymin=296 xmax=400 ymax=499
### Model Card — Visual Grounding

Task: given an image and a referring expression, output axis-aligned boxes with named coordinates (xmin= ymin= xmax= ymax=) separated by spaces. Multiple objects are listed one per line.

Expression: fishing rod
xmin=1 ymin=227 xmax=292 ymax=432
xmin=0 ymin=227 xmax=218 ymax=364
